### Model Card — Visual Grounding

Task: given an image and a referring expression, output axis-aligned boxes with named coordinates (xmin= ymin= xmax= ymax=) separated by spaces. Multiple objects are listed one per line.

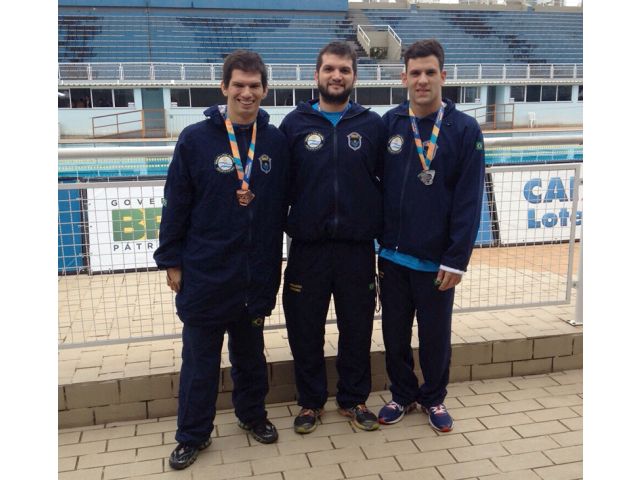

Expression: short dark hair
xmin=403 ymin=39 xmax=445 ymax=71
xmin=315 ymin=41 xmax=358 ymax=75
xmin=222 ymin=50 xmax=268 ymax=89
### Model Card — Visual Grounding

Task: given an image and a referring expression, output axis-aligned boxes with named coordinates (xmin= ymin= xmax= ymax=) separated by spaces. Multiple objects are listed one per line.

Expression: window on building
xmin=275 ymin=89 xmax=294 ymax=106
xmin=92 ymin=89 xmax=114 ymax=108
xmin=391 ymin=87 xmax=406 ymax=104
xmin=58 ymin=89 xmax=71 ymax=109
xmin=578 ymin=85 xmax=583 ymax=102
xmin=557 ymin=85 xmax=572 ymax=102
xmin=70 ymin=88 xmax=92 ymax=108
xmin=442 ymin=86 xmax=459 ymax=103
xmin=190 ymin=88 xmax=225 ymax=107
xmin=170 ymin=89 xmax=190 ymax=107
xmin=114 ymin=89 xmax=134 ymax=107
xmin=295 ymin=89 xmax=314 ymax=103
xmin=356 ymin=87 xmax=390 ymax=106
xmin=541 ymin=85 xmax=557 ymax=102
xmin=261 ymin=90 xmax=275 ymax=107
xmin=526 ymin=85 xmax=541 ymax=103
xmin=462 ymin=87 xmax=479 ymax=104
xmin=510 ymin=86 xmax=525 ymax=102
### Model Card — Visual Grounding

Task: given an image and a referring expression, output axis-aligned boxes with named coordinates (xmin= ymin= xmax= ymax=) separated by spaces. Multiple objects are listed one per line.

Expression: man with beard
xmin=279 ymin=41 xmax=386 ymax=434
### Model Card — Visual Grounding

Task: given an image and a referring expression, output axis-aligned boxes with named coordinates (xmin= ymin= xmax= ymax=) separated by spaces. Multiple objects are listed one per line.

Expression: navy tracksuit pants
xmin=378 ymin=257 xmax=454 ymax=408
xmin=283 ymin=240 xmax=376 ymax=410
xmin=176 ymin=312 xmax=268 ymax=446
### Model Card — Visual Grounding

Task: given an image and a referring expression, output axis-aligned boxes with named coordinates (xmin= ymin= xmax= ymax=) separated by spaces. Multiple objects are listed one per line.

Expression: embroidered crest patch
xmin=347 ymin=132 xmax=362 ymax=151
xmin=214 ymin=153 xmax=235 ymax=173
xmin=304 ymin=132 xmax=324 ymax=151
xmin=387 ymin=135 xmax=404 ymax=154
xmin=259 ymin=154 xmax=272 ymax=174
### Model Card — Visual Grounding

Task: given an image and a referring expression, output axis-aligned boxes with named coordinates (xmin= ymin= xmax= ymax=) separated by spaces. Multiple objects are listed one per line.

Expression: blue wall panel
xmin=58 ymin=189 xmax=86 ymax=273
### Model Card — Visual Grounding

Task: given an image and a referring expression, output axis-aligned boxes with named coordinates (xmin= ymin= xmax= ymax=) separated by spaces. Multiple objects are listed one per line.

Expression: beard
xmin=318 ymin=82 xmax=353 ymax=105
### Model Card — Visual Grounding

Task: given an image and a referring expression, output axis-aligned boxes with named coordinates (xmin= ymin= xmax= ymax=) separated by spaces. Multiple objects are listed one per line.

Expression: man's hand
xmin=435 ymin=269 xmax=462 ymax=291
xmin=166 ymin=267 xmax=182 ymax=293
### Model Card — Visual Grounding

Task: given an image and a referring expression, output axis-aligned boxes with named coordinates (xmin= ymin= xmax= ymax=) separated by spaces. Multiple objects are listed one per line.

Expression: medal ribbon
xmin=408 ymin=101 xmax=445 ymax=171
xmin=221 ymin=106 xmax=257 ymax=191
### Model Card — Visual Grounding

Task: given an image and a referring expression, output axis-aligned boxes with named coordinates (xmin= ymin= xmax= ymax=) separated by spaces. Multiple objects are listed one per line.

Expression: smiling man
xmin=279 ymin=41 xmax=386 ymax=434
xmin=376 ymin=39 xmax=485 ymax=432
xmin=154 ymin=50 xmax=289 ymax=470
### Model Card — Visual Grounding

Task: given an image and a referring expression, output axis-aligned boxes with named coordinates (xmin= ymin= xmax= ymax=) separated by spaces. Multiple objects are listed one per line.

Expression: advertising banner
xmin=86 ymin=186 xmax=164 ymax=272
xmin=492 ymin=169 xmax=582 ymax=245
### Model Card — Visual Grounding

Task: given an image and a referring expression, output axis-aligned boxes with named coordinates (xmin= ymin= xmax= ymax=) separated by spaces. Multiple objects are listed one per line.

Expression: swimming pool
xmin=58 ymin=145 xmax=583 ymax=179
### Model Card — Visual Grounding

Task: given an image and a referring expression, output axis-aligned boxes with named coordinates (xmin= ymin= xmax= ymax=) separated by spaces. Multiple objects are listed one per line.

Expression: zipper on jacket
xmin=395 ymin=142 xmax=414 ymax=251
xmin=245 ymin=207 xmax=253 ymax=306
xmin=331 ymin=124 xmax=339 ymax=236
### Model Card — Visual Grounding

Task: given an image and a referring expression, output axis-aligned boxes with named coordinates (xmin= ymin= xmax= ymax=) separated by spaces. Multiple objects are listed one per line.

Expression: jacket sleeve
xmin=153 ymin=132 xmax=194 ymax=270
xmin=440 ymin=122 xmax=485 ymax=271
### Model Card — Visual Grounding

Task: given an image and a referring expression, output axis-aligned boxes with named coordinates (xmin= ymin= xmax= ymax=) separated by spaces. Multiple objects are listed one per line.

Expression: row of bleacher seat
xmin=58 ymin=8 xmax=582 ymax=65
xmin=356 ymin=9 xmax=582 ymax=64
xmin=59 ymin=11 xmax=357 ymax=64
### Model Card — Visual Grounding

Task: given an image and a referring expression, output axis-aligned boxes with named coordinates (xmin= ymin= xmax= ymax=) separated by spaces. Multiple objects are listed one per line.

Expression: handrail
xmin=357 ymin=24 xmax=371 ymax=52
xmin=387 ymin=25 xmax=402 ymax=46
xmin=58 ymin=61 xmax=583 ymax=83
xmin=57 ymin=134 xmax=583 ymax=161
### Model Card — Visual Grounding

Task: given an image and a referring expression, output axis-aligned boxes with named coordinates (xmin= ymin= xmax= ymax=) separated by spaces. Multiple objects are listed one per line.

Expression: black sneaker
xmin=168 ymin=437 xmax=212 ymax=470
xmin=238 ymin=418 xmax=279 ymax=444
xmin=338 ymin=404 xmax=380 ymax=431
xmin=293 ymin=408 xmax=323 ymax=434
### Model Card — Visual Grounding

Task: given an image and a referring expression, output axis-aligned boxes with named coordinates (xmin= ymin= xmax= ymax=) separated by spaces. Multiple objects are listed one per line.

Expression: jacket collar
xmin=204 ymin=105 xmax=271 ymax=128
xmin=395 ymin=98 xmax=455 ymax=119
xmin=296 ymin=99 xmax=369 ymax=120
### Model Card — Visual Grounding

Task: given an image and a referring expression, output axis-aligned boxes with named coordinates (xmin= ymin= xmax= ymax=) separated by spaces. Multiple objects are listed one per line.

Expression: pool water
xmin=58 ymin=146 xmax=583 ymax=179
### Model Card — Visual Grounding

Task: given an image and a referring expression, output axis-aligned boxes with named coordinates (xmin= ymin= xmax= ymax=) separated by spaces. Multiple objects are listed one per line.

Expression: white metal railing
xmin=59 ymin=62 xmax=583 ymax=84
xmin=357 ymin=25 xmax=371 ymax=52
xmin=58 ymin=136 xmax=582 ymax=347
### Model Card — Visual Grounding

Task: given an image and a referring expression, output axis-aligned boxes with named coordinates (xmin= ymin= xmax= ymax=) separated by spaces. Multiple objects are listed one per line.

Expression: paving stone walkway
xmin=58 ymin=370 xmax=582 ymax=480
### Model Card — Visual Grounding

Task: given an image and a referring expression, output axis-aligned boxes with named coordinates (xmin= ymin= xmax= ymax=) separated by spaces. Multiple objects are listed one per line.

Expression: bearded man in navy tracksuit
xmin=376 ymin=39 xmax=485 ymax=432
xmin=280 ymin=41 xmax=385 ymax=433
xmin=154 ymin=50 xmax=288 ymax=470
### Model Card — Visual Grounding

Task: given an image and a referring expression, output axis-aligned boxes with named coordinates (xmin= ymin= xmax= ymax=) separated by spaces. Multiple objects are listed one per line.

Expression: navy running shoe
xmin=377 ymin=401 xmax=416 ymax=425
xmin=423 ymin=404 xmax=454 ymax=432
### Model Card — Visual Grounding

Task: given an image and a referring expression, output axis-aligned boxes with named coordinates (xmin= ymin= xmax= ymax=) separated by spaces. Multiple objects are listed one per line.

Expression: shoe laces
xmin=385 ymin=401 xmax=403 ymax=411
xmin=354 ymin=404 xmax=372 ymax=414
xmin=299 ymin=408 xmax=318 ymax=417
xmin=429 ymin=404 xmax=448 ymax=416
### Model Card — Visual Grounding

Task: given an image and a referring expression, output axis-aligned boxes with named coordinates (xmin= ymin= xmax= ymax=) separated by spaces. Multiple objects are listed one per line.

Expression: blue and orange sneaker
xmin=422 ymin=403 xmax=454 ymax=432
xmin=377 ymin=401 xmax=416 ymax=425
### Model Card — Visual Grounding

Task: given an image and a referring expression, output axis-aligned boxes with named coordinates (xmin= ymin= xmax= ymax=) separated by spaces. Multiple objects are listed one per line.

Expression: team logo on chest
xmin=387 ymin=135 xmax=404 ymax=154
xmin=304 ymin=132 xmax=324 ymax=151
xmin=214 ymin=153 xmax=235 ymax=173
xmin=347 ymin=132 xmax=362 ymax=151
xmin=259 ymin=154 xmax=272 ymax=174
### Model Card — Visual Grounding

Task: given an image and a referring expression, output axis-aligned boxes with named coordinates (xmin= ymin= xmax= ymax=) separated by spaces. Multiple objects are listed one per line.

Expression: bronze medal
xmin=236 ymin=188 xmax=255 ymax=206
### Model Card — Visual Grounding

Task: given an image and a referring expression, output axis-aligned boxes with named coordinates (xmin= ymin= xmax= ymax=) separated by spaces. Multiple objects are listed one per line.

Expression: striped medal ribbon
xmin=409 ymin=101 xmax=445 ymax=186
xmin=221 ymin=107 xmax=257 ymax=206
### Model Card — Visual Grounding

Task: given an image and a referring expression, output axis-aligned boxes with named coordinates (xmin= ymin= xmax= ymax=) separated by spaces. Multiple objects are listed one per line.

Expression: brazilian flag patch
xmin=475 ymin=141 xmax=484 ymax=151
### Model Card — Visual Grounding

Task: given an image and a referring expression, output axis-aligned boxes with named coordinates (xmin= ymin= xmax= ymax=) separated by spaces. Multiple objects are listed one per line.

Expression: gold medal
xmin=236 ymin=189 xmax=255 ymax=206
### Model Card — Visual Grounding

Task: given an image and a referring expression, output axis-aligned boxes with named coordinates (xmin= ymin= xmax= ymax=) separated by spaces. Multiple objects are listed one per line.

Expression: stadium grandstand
xmin=58 ymin=0 xmax=582 ymax=137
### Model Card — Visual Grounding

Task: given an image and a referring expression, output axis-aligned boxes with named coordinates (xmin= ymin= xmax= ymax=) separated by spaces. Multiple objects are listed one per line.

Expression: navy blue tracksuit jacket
xmin=154 ymin=106 xmax=289 ymax=325
xmin=380 ymin=99 xmax=485 ymax=271
xmin=280 ymin=100 xmax=385 ymax=242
